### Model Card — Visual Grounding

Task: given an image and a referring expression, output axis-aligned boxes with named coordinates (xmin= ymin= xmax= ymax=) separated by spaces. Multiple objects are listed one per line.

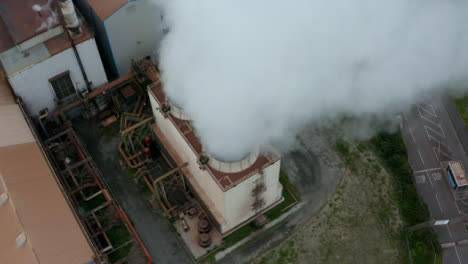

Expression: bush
xmin=370 ymin=132 xmax=429 ymax=225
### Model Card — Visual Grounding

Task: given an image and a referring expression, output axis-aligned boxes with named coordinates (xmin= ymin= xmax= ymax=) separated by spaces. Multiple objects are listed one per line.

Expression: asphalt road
xmin=401 ymin=96 xmax=468 ymax=264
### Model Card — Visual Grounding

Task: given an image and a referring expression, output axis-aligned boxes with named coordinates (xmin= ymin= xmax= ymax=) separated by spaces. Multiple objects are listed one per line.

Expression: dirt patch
xmin=256 ymin=135 xmax=404 ymax=264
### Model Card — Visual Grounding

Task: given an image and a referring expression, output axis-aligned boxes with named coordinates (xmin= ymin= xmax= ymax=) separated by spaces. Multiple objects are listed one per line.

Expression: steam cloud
xmin=157 ymin=0 xmax=468 ymax=160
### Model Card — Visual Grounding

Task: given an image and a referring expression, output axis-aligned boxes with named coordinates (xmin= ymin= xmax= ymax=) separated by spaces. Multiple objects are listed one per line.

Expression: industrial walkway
xmin=74 ymin=119 xmax=192 ymax=264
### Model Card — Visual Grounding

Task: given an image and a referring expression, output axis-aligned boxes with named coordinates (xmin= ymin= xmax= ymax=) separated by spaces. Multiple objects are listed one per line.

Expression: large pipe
xmin=52 ymin=72 xmax=135 ymax=118
xmin=59 ymin=0 xmax=81 ymax=33
xmin=58 ymin=0 xmax=90 ymax=94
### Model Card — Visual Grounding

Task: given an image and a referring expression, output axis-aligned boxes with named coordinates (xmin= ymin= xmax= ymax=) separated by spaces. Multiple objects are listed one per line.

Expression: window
xmin=447 ymin=168 xmax=457 ymax=190
xmin=49 ymin=71 xmax=75 ymax=100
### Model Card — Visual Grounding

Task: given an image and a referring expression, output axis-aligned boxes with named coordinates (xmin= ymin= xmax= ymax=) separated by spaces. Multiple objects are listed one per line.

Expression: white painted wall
xmin=149 ymin=93 xmax=226 ymax=217
xmin=149 ymin=90 xmax=283 ymax=234
xmin=76 ymin=38 xmax=108 ymax=89
xmin=8 ymin=38 xmax=107 ymax=116
xmin=224 ymin=160 xmax=282 ymax=232
xmin=105 ymin=0 xmax=164 ymax=76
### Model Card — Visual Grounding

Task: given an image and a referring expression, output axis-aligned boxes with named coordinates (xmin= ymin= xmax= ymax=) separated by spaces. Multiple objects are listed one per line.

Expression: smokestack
xmin=59 ymin=0 xmax=81 ymax=36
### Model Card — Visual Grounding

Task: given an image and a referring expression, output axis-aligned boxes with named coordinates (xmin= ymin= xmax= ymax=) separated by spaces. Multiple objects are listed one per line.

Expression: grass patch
xmin=334 ymin=139 xmax=359 ymax=173
xmin=369 ymin=131 xmax=441 ymax=263
xmin=454 ymin=96 xmax=468 ymax=126
xmin=223 ymin=222 xmax=259 ymax=248
xmin=78 ymin=189 xmax=107 ymax=212
xmin=408 ymin=228 xmax=442 ymax=264
xmin=265 ymin=171 xmax=299 ymax=220
xmin=370 ymin=132 xmax=429 ymax=225
xmin=106 ymin=225 xmax=133 ymax=263
xmin=335 ymin=139 xmax=350 ymax=156
xmin=265 ymin=187 xmax=295 ymax=220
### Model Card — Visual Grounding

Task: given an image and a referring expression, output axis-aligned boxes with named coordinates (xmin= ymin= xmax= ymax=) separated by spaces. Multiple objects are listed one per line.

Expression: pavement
xmin=400 ymin=95 xmax=468 ymax=264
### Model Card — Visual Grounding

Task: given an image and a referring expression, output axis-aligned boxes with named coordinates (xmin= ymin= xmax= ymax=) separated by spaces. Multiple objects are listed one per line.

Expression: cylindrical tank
xmin=144 ymin=147 xmax=151 ymax=157
xmin=198 ymin=233 xmax=211 ymax=248
xmin=59 ymin=0 xmax=80 ymax=31
xmin=144 ymin=136 xmax=152 ymax=146
xmin=207 ymin=147 xmax=260 ymax=173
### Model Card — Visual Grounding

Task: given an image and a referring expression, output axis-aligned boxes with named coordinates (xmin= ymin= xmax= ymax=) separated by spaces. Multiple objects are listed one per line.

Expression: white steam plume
xmin=158 ymin=0 xmax=468 ymax=160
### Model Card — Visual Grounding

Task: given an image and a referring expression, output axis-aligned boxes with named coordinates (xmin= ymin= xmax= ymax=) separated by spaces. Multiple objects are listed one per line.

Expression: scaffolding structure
xmin=44 ymin=128 xmax=150 ymax=264
xmin=119 ymin=114 xmax=192 ymax=218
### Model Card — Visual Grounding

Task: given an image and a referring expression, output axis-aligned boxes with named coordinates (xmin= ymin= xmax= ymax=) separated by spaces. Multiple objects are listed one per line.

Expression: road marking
xmin=418 ymin=149 xmax=425 ymax=165
xmin=425 ymin=125 xmax=446 ymax=140
xmin=421 ymin=116 xmax=444 ymax=133
xmin=416 ymin=175 xmax=426 ymax=184
xmin=436 ymin=193 xmax=444 ymax=214
xmin=414 ymin=168 xmax=441 ymax=174
xmin=409 ymin=128 xmax=416 ymax=143
xmin=447 ymin=224 xmax=453 ymax=238
xmin=417 ymin=104 xmax=438 ymax=118
xmin=455 ymin=201 xmax=466 ymax=216
xmin=432 ymin=172 xmax=442 ymax=182
xmin=433 ymin=146 xmax=455 ymax=162
xmin=455 ymin=246 xmax=462 ymax=264
xmin=425 ymin=171 xmax=433 ymax=187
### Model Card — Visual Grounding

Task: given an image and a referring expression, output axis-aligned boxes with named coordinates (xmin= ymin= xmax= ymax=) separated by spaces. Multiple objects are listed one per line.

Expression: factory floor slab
xmin=73 ymin=118 xmax=193 ymax=264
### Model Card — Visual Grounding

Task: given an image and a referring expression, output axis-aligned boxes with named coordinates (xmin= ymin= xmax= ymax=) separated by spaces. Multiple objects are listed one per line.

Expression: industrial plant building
xmin=0 ymin=73 xmax=97 ymax=264
xmin=0 ymin=0 xmax=107 ymax=116
xmin=146 ymin=69 xmax=283 ymax=235
xmin=73 ymin=0 xmax=165 ymax=78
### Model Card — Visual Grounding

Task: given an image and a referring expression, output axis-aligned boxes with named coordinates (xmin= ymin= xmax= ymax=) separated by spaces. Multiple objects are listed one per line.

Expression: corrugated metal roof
xmin=0 ymin=0 xmax=95 ymax=74
xmin=87 ymin=0 xmax=129 ymax=20
xmin=0 ymin=0 xmax=61 ymax=44
xmin=0 ymin=78 xmax=95 ymax=264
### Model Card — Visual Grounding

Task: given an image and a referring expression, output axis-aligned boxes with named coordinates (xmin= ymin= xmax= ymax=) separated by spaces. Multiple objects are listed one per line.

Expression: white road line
xmin=417 ymin=104 xmax=438 ymax=118
xmin=425 ymin=125 xmax=446 ymax=139
xmin=425 ymin=171 xmax=433 ymax=187
xmin=421 ymin=103 xmax=437 ymax=116
xmin=447 ymin=224 xmax=453 ymax=238
xmin=418 ymin=149 xmax=425 ymax=165
xmin=409 ymin=128 xmax=416 ymax=143
xmin=454 ymin=246 xmax=462 ymax=264
xmin=433 ymin=148 xmax=440 ymax=162
xmin=433 ymin=146 xmax=455 ymax=162
xmin=436 ymin=193 xmax=444 ymax=214
xmin=455 ymin=202 xmax=465 ymax=216
xmin=421 ymin=115 xmax=444 ymax=133
xmin=414 ymin=168 xmax=441 ymax=174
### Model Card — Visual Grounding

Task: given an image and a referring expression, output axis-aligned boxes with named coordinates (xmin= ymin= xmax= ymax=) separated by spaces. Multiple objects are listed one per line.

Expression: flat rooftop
xmin=147 ymin=65 xmax=279 ymax=190
xmin=0 ymin=0 xmax=94 ymax=76
xmin=0 ymin=79 xmax=95 ymax=264
xmin=448 ymin=161 xmax=468 ymax=187
xmin=87 ymin=0 xmax=129 ymax=20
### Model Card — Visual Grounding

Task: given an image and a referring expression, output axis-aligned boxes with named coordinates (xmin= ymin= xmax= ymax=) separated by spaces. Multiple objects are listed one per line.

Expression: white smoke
xmin=157 ymin=0 xmax=468 ymax=160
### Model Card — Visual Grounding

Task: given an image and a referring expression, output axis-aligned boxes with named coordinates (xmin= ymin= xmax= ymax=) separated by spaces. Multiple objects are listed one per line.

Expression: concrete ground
xmin=73 ymin=119 xmax=193 ymax=264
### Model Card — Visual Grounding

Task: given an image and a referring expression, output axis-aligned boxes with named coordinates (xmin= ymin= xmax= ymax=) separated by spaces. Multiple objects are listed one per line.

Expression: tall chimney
xmin=59 ymin=0 xmax=81 ymax=36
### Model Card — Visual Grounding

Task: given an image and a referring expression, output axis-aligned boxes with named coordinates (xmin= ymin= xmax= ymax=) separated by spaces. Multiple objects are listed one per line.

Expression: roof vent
xmin=0 ymin=192 xmax=8 ymax=206
xmin=16 ymin=233 xmax=27 ymax=248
